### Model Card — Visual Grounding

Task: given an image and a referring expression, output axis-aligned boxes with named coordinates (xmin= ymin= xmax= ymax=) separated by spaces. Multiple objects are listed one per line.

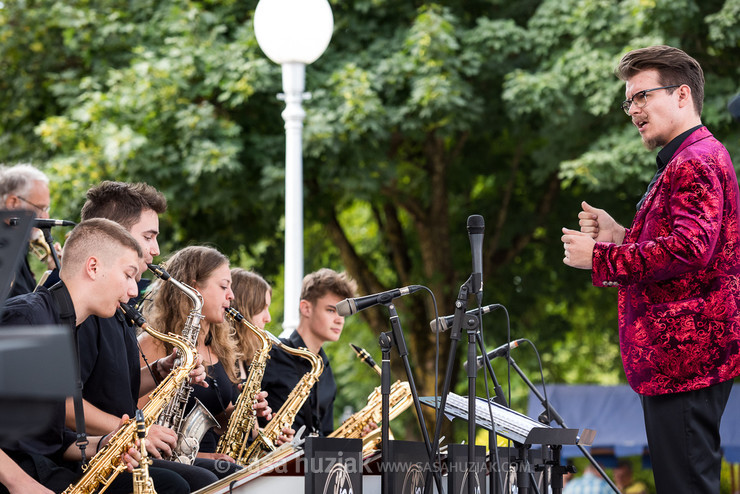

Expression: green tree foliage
xmin=2 ymin=0 xmax=739 ymax=445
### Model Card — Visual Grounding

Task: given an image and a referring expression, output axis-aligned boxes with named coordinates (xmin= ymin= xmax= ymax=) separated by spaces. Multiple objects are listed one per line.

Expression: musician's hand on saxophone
xmin=360 ymin=421 xmax=378 ymax=438
xmin=156 ymin=351 xmax=209 ymax=388
xmin=141 ymin=424 xmax=177 ymax=460
xmin=67 ymin=415 xmax=143 ymax=471
xmin=188 ymin=354 xmax=208 ymax=387
xmin=252 ymin=390 xmax=272 ymax=420
xmin=275 ymin=426 xmax=295 ymax=446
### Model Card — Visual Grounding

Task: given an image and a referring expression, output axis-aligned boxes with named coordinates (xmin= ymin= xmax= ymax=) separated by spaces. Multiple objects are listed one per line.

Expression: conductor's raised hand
xmin=578 ymin=201 xmax=625 ymax=245
xmin=562 ymin=228 xmax=595 ymax=270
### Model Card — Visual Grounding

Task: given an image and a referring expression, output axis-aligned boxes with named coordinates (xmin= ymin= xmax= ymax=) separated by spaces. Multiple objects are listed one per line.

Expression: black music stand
xmin=421 ymin=393 xmax=594 ymax=494
xmin=0 ymin=211 xmax=77 ymax=444
xmin=0 ymin=326 xmax=77 ymax=442
xmin=507 ymin=355 xmax=619 ymax=493
xmin=0 ymin=209 xmax=34 ymax=307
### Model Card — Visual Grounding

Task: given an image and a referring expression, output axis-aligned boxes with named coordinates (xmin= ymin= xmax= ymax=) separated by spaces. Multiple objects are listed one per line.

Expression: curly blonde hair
xmin=143 ymin=246 xmax=239 ymax=383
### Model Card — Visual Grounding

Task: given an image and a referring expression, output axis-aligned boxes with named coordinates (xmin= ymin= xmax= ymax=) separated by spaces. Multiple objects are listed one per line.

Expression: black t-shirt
xmin=188 ymin=360 xmax=237 ymax=453
xmin=259 ymin=331 xmax=335 ymax=436
xmin=0 ymin=284 xmax=77 ymax=456
xmin=77 ymin=310 xmax=141 ymax=418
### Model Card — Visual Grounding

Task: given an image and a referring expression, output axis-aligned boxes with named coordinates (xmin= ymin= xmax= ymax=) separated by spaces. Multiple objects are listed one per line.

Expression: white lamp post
xmin=254 ymin=0 xmax=334 ymax=335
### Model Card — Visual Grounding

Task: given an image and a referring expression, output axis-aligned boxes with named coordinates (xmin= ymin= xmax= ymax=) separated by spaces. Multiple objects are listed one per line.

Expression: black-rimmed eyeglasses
xmin=16 ymin=195 xmax=51 ymax=213
xmin=621 ymin=85 xmax=680 ymax=115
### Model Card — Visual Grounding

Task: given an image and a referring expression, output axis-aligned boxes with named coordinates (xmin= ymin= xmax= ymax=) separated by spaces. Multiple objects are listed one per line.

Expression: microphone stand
xmin=39 ymin=227 xmax=61 ymax=271
xmin=379 ymin=302 xmax=443 ymax=494
xmin=505 ymin=355 xmax=620 ymax=494
xmin=475 ymin=332 xmax=508 ymax=494
xmin=428 ymin=277 xmax=507 ymax=494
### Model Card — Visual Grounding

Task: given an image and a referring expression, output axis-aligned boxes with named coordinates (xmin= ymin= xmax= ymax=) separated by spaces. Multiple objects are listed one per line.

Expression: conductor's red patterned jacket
xmin=592 ymin=126 xmax=740 ymax=395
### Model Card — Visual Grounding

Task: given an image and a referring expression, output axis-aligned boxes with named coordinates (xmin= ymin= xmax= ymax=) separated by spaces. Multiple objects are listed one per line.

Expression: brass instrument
xmin=132 ymin=409 xmax=157 ymax=494
xmin=349 ymin=342 xmax=382 ymax=375
xmin=147 ymin=263 xmax=219 ymax=465
xmin=329 ymin=380 xmax=412 ymax=454
xmin=338 ymin=343 xmax=413 ymax=454
xmin=29 ymin=228 xmax=52 ymax=261
xmin=215 ymin=307 xmax=272 ymax=464
xmin=239 ymin=334 xmax=324 ymax=465
xmin=63 ymin=304 xmax=197 ymax=494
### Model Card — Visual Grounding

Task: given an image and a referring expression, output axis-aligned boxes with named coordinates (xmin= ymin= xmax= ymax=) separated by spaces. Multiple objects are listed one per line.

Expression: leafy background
xmin=3 ymin=0 xmax=740 ymax=490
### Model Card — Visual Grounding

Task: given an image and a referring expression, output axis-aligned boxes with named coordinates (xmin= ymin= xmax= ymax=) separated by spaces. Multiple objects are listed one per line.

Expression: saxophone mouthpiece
xmin=120 ymin=303 xmax=147 ymax=329
xmin=225 ymin=306 xmax=243 ymax=321
xmin=350 ymin=343 xmax=382 ymax=376
xmin=147 ymin=263 xmax=171 ymax=280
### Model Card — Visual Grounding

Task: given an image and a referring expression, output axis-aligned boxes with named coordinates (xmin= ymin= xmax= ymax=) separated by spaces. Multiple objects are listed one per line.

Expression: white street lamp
xmin=254 ymin=0 xmax=334 ymax=335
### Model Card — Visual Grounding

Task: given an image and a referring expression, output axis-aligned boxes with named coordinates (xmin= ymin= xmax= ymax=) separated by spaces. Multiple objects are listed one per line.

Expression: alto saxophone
xmin=215 ymin=307 xmax=272 ymax=464
xmin=239 ymin=334 xmax=324 ymax=465
xmin=329 ymin=380 xmax=412 ymax=455
xmin=63 ymin=304 xmax=197 ymax=494
xmin=132 ymin=409 xmax=156 ymax=494
xmin=147 ymin=263 xmax=219 ymax=465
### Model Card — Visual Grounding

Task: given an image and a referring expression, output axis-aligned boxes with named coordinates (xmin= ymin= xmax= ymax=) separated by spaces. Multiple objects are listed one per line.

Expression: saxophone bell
xmin=172 ymin=398 xmax=220 ymax=464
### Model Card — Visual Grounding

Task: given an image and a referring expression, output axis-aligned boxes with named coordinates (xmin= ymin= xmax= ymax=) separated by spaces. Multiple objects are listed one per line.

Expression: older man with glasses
xmin=562 ymin=45 xmax=740 ymax=493
xmin=0 ymin=163 xmax=56 ymax=298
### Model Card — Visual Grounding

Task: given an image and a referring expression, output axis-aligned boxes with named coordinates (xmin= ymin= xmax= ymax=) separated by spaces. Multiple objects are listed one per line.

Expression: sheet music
xmin=422 ymin=393 xmax=549 ymax=444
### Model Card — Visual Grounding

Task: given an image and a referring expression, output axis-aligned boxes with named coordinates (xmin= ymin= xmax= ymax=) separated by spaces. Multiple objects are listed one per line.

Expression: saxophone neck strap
xmin=49 ymin=282 xmax=89 ymax=464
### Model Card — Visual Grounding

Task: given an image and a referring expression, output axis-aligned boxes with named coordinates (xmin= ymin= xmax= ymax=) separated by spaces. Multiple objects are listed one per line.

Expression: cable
xmin=417 ymin=285 xmax=442 ymax=479
xmin=476 ymin=302 xmax=506 ymax=494
xmin=521 ymin=338 xmax=550 ymax=425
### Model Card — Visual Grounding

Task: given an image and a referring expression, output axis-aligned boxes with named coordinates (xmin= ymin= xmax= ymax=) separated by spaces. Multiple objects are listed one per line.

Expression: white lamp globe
xmin=254 ymin=0 xmax=334 ymax=65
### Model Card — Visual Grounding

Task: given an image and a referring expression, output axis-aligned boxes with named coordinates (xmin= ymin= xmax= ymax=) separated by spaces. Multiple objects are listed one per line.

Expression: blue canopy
xmin=526 ymin=384 xmax=740 ymax=462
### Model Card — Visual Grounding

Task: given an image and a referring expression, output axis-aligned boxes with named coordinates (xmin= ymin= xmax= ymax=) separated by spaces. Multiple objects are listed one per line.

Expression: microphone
xmin=429 ymin=303 xmax=503 ymax=333
xmin=336 ymin=285 xmax=424 ymax=317
xmin=463 ymin=338 xmax=525 ymax=372
xmin=33 ymin=219 xmax=76 ymax=228
xmin=467 ymin=214 xmax=484 ymax=294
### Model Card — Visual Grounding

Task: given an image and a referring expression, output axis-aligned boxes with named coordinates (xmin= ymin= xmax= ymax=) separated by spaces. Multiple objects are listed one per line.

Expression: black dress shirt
xmin=259 ymin=331 xmax=336 ymax=436
xmin=636 ymin=124 xmax=704 ymax=210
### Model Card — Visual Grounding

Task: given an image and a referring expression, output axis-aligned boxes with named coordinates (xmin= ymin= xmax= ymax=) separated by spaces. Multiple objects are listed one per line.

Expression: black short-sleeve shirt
xmin=77 ymin=311 xmax=141 ymax=418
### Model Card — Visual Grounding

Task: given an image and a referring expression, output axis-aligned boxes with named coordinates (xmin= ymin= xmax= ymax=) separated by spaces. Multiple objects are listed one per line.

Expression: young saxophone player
xmin=70 ymin=181 xmax=248 ymax=490
xmin=259 ymin=268 xmax=357 ymax=436
xmin=137 ymin=246 xmax=242 ymax=462
xmin=228 ymin=268 xmax=294 ymax=446
xmin=0 ymin=219 xmax=188 ymax=494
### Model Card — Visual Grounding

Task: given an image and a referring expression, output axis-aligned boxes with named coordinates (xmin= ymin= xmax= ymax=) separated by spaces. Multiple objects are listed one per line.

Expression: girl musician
xmin=138 ymin=246 xmax=242 ymax=465
xmin=228 ymin=268 xmax=294 ymax=445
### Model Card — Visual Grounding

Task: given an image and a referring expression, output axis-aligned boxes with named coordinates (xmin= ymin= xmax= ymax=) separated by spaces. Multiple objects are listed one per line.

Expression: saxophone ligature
xmin=62 ymin=304 xmax=198 ymax=494
xmin=147 ymin=263 xmax=219 ymax=465
xmin=215 ymin=307 xmax=272 ymax=464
